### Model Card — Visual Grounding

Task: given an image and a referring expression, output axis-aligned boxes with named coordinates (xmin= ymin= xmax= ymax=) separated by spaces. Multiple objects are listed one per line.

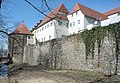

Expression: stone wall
xmin=23 ymin=32 xmax=119 ymax=75
xmin=24 ymin=39 xmax=62 ymax=69
xmin=9 ymin=35 xmax=27 ymax=64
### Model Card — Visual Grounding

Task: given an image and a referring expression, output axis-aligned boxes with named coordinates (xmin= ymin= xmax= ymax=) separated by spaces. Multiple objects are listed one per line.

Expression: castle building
xmin=8 ymin=3 xmax=120 ymax=64
xmin=32 ymin=3 xmax=108 ymax=41
xmin=68 ymin=3 xmax=107 ymax=35
xmin=32 ymin=4 xmax=69 ymax=42
xmin=8 ymin=23 xmax=33 ymax=63
xmin=101 ymin=6 xmax=120 ymax=26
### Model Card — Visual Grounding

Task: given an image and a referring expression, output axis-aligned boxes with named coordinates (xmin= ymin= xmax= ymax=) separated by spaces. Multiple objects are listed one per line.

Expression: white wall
xmin=35 ymin=20 xmax=55 ymax=42
xmin=27 ymin=35 xmax=35 ymax=45
xmin=108 ymin=13 xmax=119 ymax=19
xmin=67 ymin=10 xmax=85 ymax=35
xmin=67 ymin=10 xmax=101 ymax=35
xmin=55 ymin=19 xmax=69 ymax=38
xmin=32 ymin=30 xmax=37 ymax=44
xmin=32 ymin=19 xmax=69 ymax=42
xmin=101 ymin=13 xmax=120 ymax=27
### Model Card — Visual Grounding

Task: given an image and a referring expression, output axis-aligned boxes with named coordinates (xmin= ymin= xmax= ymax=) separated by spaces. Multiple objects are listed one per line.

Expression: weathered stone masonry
xmin=8 ymin=22 xmax=116 ymax=75
xmin=23 ymin=31 xmax=120 ymax=75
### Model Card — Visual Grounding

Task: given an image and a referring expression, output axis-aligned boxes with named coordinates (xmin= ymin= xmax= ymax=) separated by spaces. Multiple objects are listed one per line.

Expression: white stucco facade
xmin=31 ymin=4 xmax=120 ymax=43
xmin=101 ymin=13 xmax=120 ymax=26
xmin=27 ymin=35 xmax=35 ymax=45
xmin=32 ymin=19 xmax=68 ymax=42
xmin=67 ymin=11 xmax=84 ymax=35
xmin=108 ymin=13 xmax=119 ymax=18
xmin=67 ymin=10 xmax=100 ymax=35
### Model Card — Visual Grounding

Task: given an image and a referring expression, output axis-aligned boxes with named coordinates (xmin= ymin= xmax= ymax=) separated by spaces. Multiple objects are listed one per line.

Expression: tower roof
xmin=103 ymin=6 xmax=120 ymax=16
xmin=38 ymin=3 xmax=69 ymax=27
xmin=11 ymin=23 xmax=33 ymax=35
xmin=71 ymin=3 xmax=107 ymax=20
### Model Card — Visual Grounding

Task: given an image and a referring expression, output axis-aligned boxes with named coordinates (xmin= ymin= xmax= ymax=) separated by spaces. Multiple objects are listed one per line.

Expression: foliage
xmin=81 ymin=22 xmax=120 ymax=60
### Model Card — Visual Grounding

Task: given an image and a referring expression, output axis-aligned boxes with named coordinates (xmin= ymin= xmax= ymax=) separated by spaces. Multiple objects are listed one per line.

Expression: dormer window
xmin=58 ymin=12 xmax=66 ymax=16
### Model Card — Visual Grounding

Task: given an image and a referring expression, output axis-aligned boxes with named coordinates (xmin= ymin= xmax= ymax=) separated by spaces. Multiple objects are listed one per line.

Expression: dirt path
xmin=1 ymin=66 xmax=120 ymax=83
xmin=10 ymin=70 xmax=78 ymax=83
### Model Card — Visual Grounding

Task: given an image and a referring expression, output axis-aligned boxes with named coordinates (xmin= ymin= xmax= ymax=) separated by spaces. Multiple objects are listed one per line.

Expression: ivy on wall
xmin=81 ymin=22 xmax=120 ymax=61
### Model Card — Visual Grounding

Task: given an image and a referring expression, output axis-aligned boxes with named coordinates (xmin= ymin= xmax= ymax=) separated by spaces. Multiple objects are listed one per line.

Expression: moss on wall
xmin=81 ymin=22 xmax=120 ymax=61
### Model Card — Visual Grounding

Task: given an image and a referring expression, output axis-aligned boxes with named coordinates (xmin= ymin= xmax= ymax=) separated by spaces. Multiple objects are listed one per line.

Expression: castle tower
xmin=8 ymin=23 xmax=33 ymax=64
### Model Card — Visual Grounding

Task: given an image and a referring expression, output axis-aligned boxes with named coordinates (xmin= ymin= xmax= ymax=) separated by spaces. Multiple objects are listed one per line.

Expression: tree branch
xmin=0 ymin=30 xmax=23 ymax=48
xmin=43 ymin=0 xmax=68 ymax=27
xmin=24 ymin=0 xmax=50 ymax=18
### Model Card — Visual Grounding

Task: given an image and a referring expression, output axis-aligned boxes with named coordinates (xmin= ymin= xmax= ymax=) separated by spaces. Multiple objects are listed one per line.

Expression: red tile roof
xmin=103 ymin=6 xmax=120 ymax=16
xmin=71 ymin=3 xmax=108 ymax=20
xmin=38 ymin=3 xmax=69 ymax=27
xmin=11 ymin=23 xmax=33 ymax=35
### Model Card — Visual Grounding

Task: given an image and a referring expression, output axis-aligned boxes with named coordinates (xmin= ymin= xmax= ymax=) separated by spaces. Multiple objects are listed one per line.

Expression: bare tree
xmin=0 ymin=0 xmax=20 ymax=54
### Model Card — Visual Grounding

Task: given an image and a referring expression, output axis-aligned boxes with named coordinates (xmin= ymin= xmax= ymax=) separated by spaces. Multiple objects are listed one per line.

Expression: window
xmin=49 ymin=35 xmax=51 ymax=40
xmin=73 ymin=22 xmax=75 ymax=26
xmin=50 ymin=22 xmax=53 ymax=26
xmin=42 ymin=27 xmax=44 ymax=31
xmin=62 ymin=35 xmax=64 ymax=37
xmin=58 ymin=12 xmax=66 ymax=16
xmin=47 ymin=24 xmax=49 ymax=28
xmin=45 ymin=26 xmax=46 ymax=29
xmin=76 ymin=11 xmax=78 ymax=15
xmin=44 ymin=37 xmax=45 ymax=41
xmin=42 ymin=38 xmax=43 ymax=41
xmin=78 ymin=20 xmax=80 ymax=24
xmin=28 ymin=36 xmax=30 ymax=39
xmin=67 ymin=23 xmax=69 ymax=28
xmin=70 ymin=23 xmax=72 ymax=27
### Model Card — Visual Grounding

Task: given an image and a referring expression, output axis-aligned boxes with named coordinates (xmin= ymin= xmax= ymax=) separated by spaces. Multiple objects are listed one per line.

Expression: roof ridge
xmin=72 ymin=2 xmax=107 ymax=20
xmin=37 ymin=3 xmax=69 ymax=27
xmin=103 ymin=6 xmax=120 ymax=16
xmin=11 ymin=23 xmax=32 ymax=35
